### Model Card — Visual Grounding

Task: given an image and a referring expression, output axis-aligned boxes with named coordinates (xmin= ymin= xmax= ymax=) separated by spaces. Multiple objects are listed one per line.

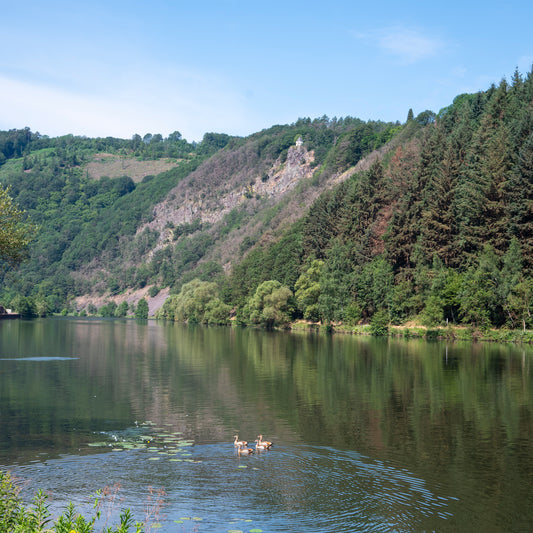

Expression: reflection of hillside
xmin=2 ymin=319 xmax=533 ymax=493
xmin=127 ymin=323 xmax=533 ymax=465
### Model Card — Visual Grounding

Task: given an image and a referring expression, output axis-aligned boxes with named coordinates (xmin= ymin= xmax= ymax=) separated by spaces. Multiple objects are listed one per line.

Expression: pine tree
xmin=419 ymin=127 xmax=461 ymax=266
xmin=454 ymin=80 xmax=511 ymax=260
xmin=507 ymin=132 xmax=533 ymax=273
xmin=385 ymin=125 xmax=440 ymax=272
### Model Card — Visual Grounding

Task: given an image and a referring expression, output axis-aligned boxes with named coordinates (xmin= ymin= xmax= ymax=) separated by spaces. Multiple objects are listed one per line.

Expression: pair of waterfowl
xmin=233 ymin=434 xmax=273 ymax=454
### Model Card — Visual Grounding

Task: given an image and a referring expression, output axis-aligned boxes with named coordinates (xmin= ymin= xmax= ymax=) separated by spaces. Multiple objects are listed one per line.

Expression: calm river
xmin=1 ymin=318 xmax=532 ymax=532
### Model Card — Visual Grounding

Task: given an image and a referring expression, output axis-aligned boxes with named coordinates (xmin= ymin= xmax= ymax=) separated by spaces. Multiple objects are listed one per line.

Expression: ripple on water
xmin=249 ymin=444 xmax=456 ymax=532
xmin=6 ymin=441 xmax=456 ymax=533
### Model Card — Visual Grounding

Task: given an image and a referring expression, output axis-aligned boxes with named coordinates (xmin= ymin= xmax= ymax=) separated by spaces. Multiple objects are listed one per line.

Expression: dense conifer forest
xmin=1 ymin=68 xmax=532 ymax=334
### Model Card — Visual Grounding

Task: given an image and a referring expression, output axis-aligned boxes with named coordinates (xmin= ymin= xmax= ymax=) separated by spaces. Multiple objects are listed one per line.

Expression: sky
xmin=1 ymin=0 xmax=532 ymax=142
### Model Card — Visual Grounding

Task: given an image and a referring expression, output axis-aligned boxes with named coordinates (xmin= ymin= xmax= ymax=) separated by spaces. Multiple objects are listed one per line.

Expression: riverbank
xmin=289 ymin=320 xmax=533 ymax=344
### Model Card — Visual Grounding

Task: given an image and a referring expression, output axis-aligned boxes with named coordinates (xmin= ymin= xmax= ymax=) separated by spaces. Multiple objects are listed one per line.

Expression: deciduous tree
xmin=0 ymin=185 xmax=36 ymax=267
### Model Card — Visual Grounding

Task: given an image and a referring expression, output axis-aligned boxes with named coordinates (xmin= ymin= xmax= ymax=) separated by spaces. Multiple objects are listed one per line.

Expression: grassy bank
xmin=289 ymin=320 xmax=533 ymax=344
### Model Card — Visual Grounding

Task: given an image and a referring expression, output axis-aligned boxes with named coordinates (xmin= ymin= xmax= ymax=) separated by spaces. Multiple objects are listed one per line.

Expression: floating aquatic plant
xmin=85 ymin=422 xmax=201 ymax=463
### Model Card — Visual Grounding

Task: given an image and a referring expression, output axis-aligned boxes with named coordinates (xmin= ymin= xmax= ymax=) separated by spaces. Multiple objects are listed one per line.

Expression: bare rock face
xmin=140 ymin=141 xmax=316 ymax=245
xmin=254 ymin=143 xmax=315 ymax=198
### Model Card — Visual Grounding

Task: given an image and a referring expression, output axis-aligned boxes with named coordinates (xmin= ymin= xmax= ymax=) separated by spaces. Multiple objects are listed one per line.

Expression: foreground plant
xmin=0 ymin=471 xmax=147 ymax=533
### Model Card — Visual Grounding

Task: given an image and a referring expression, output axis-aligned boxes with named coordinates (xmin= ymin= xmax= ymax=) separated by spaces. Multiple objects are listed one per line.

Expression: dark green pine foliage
xmin=302 ymin=185 xmax=346 ymax=260
xmin=507 ymin=132 xmax=533 ymax=273
xmin=420 ymin=117 xmax=472 ymax=267
xmin=385 ymin=125 xmax=441 ymax=273
xmin=418 ymin=126 xmax=458 ymax=266
xmin=505 ymin=72 xmax=533 ymax=273
xmin=454 ymin=82 xmax=509 ymax=259
xmin=347 ymin=161 xmax=389 ymax=263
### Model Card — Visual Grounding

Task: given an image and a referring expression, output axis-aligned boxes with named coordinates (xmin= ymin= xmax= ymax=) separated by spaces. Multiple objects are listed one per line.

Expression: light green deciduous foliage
xmin=116 ymin=301 xmax=129 ymax=318
xmin=247 ymin=280 xmax=294 ymax=328
xmin=458 ymin=245 xmax=502 ymax=328
xmin=294 ymin=259 xmax=324 ymax=322
xmin=0 ymin=185 xmax=36 ymax=267
xmin=157 ymin=279 xmax=230 ymax=324
xmin=135 ymin=298 xmax=149 ymax=319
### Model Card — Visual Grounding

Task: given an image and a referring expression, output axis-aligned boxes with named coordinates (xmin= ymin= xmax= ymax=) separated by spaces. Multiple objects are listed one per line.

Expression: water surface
xmin=1 ymin=318 xmax=532 ymax=532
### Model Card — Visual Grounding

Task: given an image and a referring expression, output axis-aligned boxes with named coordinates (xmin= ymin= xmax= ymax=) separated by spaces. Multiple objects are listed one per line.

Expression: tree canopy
xmin=0 ymin=185 xmax=35 ymax=267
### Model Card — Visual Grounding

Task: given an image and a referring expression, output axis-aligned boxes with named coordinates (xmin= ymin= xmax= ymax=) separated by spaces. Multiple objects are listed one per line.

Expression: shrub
xmin=135 ymin=298 xmax=149 ymax=319
xmin=370 ymin=309 xmax=389 ymax=336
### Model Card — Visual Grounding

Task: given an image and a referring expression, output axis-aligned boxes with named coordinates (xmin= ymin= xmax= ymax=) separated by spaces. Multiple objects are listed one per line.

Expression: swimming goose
xmin=254 ymin=439 xmax=270 ymax=451
xmin=238 ymin=443 xmax=254 ymax=455
xmin=233 ymin=435 xmax=248 ymax=447
xmin=257 ymin=435 xmax=273 ymax=448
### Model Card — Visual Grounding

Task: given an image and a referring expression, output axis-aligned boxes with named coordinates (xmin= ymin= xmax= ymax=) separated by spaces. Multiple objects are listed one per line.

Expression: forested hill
xmin=0 ymin=116 xmax=398 ymax=315
xmin=1 ymin=67 xmax=533 ymax=331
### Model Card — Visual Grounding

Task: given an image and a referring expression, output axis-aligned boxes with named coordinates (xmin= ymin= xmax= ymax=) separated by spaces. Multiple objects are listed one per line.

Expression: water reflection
xmin=1 ymin=318 xmax=533 ymax=532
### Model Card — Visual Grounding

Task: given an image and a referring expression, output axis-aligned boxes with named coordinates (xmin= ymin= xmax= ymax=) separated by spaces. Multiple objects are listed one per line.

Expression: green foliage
xmin=99 ymin=301 xmax=118 ymax=317
xmin=0 ymin=471 xmax=144 ymax=533
xmin=204 ymin=298 xmax=232 ymax=325
xmin=0 ymin=470 xmax=22 ymax=532
xmin=148 ymin=285 xmax=160 ymax=297
xmin=244 ymin=280 xmax=294 ymax=328
xmin=115 ymin=301 xmax=129 ymax=318
xmin=458 ymin=246 xmax=502 ymax=329
xmin=157 ymin=279 xmax=229 ymax=325
xmin=0 ymin=184 xmax=36 ymax=267
xmin=2 ymin=68 xmax=533 ymax=331
xmin=173 ymin=218 xmax=202 ymax=239
xmin=11 ymin=295 xmax=37 ymax=318
xmin=370 ymin=309 xmax=390 ymax=336
xmin=294 ymin=259 xmax=324 ymax=321
xmin=135 ymin=298 xmax=149 ymax=319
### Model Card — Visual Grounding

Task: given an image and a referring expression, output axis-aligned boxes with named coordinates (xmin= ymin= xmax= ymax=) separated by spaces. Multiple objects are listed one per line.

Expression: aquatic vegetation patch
xmin=85 ymin=423 xmax=201 ymax=463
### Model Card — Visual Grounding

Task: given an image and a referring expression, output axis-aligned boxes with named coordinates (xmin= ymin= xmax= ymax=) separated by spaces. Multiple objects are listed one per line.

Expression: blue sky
xmin=1 ymin=0 xmax=532 ymax=141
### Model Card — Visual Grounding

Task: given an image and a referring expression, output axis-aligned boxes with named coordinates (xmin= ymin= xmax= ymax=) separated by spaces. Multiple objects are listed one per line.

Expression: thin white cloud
xmin=356 ymin=26 xmax=446 ymax=65
xmin=0 ymin=69 xmax=256 ymax=141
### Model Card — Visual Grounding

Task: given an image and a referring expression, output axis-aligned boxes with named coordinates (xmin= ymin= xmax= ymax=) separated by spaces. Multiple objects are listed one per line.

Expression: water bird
xmin=257 ymin=435 xmax=273 ymax=448
xmin=237 ymin=443 xmax=254 ymax=455
xmin=254 ymin=439 xmax=270 ymax=451
xmin=233 ymin=435 xmax=247 ymax=447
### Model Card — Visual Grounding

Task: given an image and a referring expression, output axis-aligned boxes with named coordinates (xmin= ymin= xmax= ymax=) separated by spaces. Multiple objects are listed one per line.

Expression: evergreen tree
xmin=419 ymin=127 xmax=460 ymax=265
xmin=507 ymin=132 xmax=533 ymax=273
xmin=455 ymin=80 xmax=512 ymax=259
